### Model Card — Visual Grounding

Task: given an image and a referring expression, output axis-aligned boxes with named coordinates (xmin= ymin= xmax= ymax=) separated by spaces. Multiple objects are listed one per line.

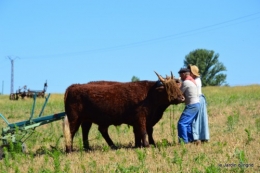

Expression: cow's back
xmin=64 ymin=81 xmax=155 ymax=125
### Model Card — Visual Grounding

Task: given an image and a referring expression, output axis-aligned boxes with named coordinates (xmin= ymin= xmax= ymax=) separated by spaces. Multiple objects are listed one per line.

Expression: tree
xmin=131 ymin=76 xmax=140 ymax=82
xmin=184 ymin=49 xmax=227 ymax=86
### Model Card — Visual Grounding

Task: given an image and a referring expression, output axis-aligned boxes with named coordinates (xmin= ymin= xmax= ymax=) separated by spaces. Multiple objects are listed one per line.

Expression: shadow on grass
xmin=1 ymin=138 xmax=204 ymax=159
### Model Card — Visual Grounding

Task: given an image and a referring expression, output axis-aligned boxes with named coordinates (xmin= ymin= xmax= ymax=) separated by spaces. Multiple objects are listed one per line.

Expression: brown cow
xmin=84 ymin=78 xmax=182 ymax=146
xmin=63 ymin=71 xmax=184 ymax=153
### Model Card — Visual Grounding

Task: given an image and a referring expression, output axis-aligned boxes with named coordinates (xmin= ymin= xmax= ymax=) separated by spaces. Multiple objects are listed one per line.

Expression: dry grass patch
xmin=0 ymin=85 xmax=260 ymax=172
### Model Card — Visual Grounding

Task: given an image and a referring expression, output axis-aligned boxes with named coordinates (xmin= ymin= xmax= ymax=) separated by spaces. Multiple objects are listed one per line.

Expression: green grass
xmin=0 ymin=85 xmax=260 ymax=172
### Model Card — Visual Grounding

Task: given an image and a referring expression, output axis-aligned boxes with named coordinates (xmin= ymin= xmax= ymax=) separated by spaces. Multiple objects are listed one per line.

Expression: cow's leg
xmin=81 ymin=121 xmax=92 ymax=150
xmin=147 ymin=126 xmax=156 ymax=146
xmin=133 ymin=127 xmax=142 ymax=148
xmin=133 ymin=120 xmax=149 ymax=148
xmin=141 ymin=132 xmax=149 ymax=147
xmin=98 ymin=125 xmax=117 ymax=149
xmin=140 ymin=117 xmax=149 ymax=147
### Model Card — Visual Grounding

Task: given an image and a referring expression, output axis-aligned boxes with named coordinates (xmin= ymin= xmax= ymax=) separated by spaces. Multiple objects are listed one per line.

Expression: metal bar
xmin=38 ymin=93 xmax=50 ymax=117
xmin=7 ymin=112 xmax=66 ymax=129
xmin=29 ymin=93 xmax=37 ymax=121
xmin=1 ymin=112 xmax=66 ymax=140
xmin=0 ymin=113 xmax=10 ymax=125
xmin=29 ymin=112 xmax=66 ymax=126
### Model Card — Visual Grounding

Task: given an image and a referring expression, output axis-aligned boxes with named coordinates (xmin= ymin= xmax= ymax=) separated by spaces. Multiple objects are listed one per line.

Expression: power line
xmin=21 ymin=11 xmax=260 ymax=59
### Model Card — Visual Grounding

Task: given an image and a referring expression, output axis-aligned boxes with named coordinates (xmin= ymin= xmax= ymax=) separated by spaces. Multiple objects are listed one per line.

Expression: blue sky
xmin=0 ymin=1 xmax=260 ymax=94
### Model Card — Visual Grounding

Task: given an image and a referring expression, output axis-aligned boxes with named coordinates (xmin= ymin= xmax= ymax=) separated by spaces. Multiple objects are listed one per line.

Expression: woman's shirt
xmin=195 ymin=77 xmax=202 ymax=96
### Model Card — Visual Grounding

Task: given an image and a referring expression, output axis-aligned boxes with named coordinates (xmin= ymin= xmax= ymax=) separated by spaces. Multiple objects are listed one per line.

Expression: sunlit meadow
xmin=0 ymin=85 xmax=260 ymax=172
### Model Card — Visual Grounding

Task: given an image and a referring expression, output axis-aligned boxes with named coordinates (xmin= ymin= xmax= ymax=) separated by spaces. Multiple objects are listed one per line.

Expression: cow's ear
xmin=156 ymin=86 xmax=164 ymax=92
xmin=175 ymin=79 xmax=181 ymax=83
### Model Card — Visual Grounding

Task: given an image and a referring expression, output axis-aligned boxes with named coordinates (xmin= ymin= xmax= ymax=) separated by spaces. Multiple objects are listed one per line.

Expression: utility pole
xmin=8 ymin=56 xmax=19 ymax=94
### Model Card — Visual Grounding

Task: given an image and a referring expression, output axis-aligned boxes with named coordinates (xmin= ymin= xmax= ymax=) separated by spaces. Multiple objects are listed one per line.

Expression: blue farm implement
xmin=0 ymin=93 xmax=66 ymax=159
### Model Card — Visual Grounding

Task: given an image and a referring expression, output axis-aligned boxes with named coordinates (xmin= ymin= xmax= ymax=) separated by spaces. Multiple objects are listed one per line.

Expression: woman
xmin=189 ymin=65 xmax=210 ymax=143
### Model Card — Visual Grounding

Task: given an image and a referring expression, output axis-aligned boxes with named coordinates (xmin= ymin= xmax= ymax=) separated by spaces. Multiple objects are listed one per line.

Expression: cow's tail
xmin=64 ymin=86 xmax=69 ymax=104
xmin=63 ymin=115 xmax=72 ymax=153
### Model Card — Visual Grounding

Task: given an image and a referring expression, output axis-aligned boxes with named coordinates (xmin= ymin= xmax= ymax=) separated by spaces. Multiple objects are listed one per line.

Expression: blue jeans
xmin=178 ymin=103 xmax=200 ymax=143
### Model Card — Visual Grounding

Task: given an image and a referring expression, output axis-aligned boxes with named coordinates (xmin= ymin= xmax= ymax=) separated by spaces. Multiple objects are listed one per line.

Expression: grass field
xmin=0 ymin=85 xmax=260 ymax=173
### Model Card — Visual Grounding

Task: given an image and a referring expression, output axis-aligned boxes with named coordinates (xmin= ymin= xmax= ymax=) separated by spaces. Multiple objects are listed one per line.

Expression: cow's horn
xmin=154 ymin=71 xmax=165 ymax=82
xmin=171 ymin=71 xmax=174 ymax=79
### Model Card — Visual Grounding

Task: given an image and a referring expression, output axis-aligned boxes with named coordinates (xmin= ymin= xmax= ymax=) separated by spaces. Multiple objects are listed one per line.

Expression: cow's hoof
xmin=142 ymin=142 xmax=150 ymax=148
xmin=65 ymin=149 xmax=72 ymax=153
xmin=110 ymin=145 xmax=118 ymax=150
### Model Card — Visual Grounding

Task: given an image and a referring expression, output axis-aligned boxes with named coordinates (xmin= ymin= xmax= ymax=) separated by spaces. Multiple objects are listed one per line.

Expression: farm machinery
xmin=0 ymin=93 xmax=66 ymax=159
xmin=9 ymin=81 xmax=48 ymax=100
